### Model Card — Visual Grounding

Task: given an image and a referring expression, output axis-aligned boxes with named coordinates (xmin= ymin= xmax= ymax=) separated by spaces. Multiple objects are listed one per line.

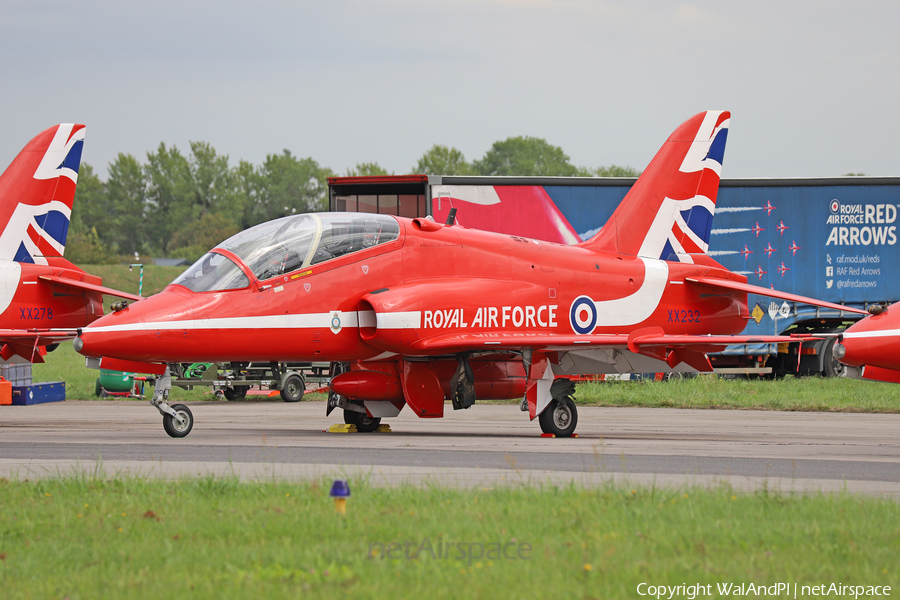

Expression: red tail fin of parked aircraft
xmin=584 ymin=111 xmax=728 ymax=262
xmin=0 ymin=124 xmax=140 ymax=363
xmin=0 ymin=123 xmax=85 ymax=264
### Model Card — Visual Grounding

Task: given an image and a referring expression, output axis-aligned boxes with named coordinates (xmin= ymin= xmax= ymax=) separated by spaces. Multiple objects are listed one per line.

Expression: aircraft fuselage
xmin=77 ymin=216 xmax=750 ymax=365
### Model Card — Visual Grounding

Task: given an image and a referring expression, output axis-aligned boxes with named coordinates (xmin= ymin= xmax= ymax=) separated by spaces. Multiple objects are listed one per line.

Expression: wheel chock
xmin=375 ymin=424 xmax=392 ymax=433
xmin=328 ymin=424 xmax=358 ymax=433
xmin=540 ymin=433 xmax=556 ymax=438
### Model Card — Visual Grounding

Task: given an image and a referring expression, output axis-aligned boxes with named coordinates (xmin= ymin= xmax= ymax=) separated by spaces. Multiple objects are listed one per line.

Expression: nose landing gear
xmin=150 ymin=367 xmax=195 ymax=438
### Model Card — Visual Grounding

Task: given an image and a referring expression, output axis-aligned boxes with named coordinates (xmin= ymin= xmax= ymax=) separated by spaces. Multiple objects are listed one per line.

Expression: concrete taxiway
xmin=0 ymin=400 xmax=898 ymax=495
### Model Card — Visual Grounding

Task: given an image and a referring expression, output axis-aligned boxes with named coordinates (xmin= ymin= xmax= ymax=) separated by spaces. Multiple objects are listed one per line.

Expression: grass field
xmin=35 ymin=341 xmax=900 ymax=411
xmin=0 ymin=477 xmax=896 ymax=600
xmin=575 ymin=374 xmax=900 ymax=413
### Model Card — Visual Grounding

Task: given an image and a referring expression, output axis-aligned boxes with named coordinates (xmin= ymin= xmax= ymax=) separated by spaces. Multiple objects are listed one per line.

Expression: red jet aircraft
xmin=833 ymin=304 xmax=900 ymax=383
xmin=75 ymin=111 xmax=866 ymax=437
xmin=0 ymin=124 xmax=141 ymax=362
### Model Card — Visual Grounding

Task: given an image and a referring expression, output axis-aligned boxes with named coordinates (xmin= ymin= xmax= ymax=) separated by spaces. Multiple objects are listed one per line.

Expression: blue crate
xmin=11 ymin=382 xmax=66 ymax=405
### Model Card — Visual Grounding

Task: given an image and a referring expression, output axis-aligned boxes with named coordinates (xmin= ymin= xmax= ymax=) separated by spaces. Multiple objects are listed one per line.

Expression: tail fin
xmin=582 ymin=111 xmax=729 ymax=263
xmin=0 ymin=124 xmax=86 ymax=264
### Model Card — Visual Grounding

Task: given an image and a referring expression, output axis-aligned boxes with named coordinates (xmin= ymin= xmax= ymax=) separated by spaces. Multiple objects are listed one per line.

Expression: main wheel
xmin=224 ymin=385 xmax=249 ymax=400
xmin=821 ymin=339 xmax=845 ymax=378
xmin=280 ymin=374 xmax=305 ymax=402
xmin=538 ymin=397 xmax=578 ymax=437
xmin=343 ymin=408 xmax=381 ymax=433
xmin=163 ymin=404 xmax=194 ymax=438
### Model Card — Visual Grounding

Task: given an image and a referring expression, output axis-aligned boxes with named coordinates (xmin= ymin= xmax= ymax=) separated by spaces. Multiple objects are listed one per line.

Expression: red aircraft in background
xmin=833 ymin=304 xmax=900 ymax=383
xmin=75 ymin=111 xmax=866 ymax=438
xmin=0 ymin=124 xmax=141 ymax=363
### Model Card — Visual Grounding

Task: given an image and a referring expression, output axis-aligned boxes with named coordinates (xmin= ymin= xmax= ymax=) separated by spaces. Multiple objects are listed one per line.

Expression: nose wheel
xmin=162 ymin=404 xmax=194 ymax=438
xmin=151 ymin=367 xmax=196 ymax=438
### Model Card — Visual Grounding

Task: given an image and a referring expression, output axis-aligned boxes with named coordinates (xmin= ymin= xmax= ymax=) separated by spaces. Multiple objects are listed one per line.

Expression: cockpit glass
xmin=219 ymin=214 xmax=318 ymax=281
xmin=211 ymin=213 xmax=400 ymax=281
xmin=172 ymin=252 xmax=250 ymax=292
xmin=310 ymin=214 xmax=400 ymax=265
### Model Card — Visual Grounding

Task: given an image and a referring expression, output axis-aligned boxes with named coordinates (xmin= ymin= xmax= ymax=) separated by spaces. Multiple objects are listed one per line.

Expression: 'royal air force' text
xmin=423 ymin=306 xmax=558 ymax=329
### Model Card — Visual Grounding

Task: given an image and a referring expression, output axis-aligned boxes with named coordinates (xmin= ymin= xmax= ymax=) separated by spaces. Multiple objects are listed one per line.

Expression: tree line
xmin=67 ymin=137 xmax=638 ymax=264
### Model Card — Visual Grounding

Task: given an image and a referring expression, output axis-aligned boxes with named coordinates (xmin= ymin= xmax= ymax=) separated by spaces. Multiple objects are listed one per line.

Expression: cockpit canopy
xmin=172 ymin=213 xmax=400 ymax=293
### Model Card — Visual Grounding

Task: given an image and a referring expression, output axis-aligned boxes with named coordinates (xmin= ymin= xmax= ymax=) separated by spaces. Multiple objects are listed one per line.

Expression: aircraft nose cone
xmin=834 ymin=338 xmax=864 ymax=366
xmin=75 ymin=328 xmax=103 ymax=358
xmin=832 ymin=341 xmax=848 ymax=362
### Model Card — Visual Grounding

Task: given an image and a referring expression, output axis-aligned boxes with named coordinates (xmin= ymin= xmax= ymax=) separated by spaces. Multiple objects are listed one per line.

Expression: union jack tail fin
xmin=582 ymin=111 xmax=729 ymax=263
xmin=0 ymin=124 xmax=86 ymax=264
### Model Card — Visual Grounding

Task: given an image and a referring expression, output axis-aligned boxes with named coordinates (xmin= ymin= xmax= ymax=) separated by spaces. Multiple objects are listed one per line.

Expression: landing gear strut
xmin=151 ymin=367 xmax=195 ymax=438
xmin=450 ymin=353 xmax=476 ymax=410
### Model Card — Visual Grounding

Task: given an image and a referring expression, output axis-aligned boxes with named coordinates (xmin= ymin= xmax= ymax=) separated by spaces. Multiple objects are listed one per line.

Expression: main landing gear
xmin=343 ymin=408 xmax=381 ymax=433
xmin=539 ymin=397 xmax=578 ymax=437
xmin=538 ymin=379 xmax=579 ymax=438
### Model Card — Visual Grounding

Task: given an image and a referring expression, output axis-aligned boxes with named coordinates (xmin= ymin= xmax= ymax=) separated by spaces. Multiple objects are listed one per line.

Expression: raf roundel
xmin=569 ymin=295 xmax=597 ymax=335
xmin=830 ymin=199 xmax=840 ymax=214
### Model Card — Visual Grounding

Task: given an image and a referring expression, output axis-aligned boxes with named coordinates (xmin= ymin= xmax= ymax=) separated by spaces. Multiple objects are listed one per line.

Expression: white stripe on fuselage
xmin=84 ymin=310 xmax=425 ymax=334
xmin=843 ymin=329 xmax=900 ymax=340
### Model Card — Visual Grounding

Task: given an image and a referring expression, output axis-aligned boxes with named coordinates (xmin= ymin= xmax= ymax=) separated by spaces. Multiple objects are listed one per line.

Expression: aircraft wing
xmin=39 ymin=275 xmax=142 ymax=302
xmin=410 ymin=331 xmax=800 ymax=354
xmin=407 ymin=330 xmax=806 ymax=373
xmin=685 ymin=276 xmax=868 ymax=315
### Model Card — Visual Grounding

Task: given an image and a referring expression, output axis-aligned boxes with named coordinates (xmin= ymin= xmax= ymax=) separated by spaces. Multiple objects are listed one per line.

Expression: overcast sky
xmin=2 ymin=1 xmax=897 ymax=180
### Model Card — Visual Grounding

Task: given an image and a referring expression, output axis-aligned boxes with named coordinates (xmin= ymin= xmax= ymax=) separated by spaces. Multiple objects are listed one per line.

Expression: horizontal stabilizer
xmin=686 ymin=276 xmax=868 ymax=315
xmin=0 ymin=329 xmax=79 ymax=362
xmin=0 ymin=329 xmax=78 ymax=342
xmin=39 ymin=275 xmax=142 ymax=301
